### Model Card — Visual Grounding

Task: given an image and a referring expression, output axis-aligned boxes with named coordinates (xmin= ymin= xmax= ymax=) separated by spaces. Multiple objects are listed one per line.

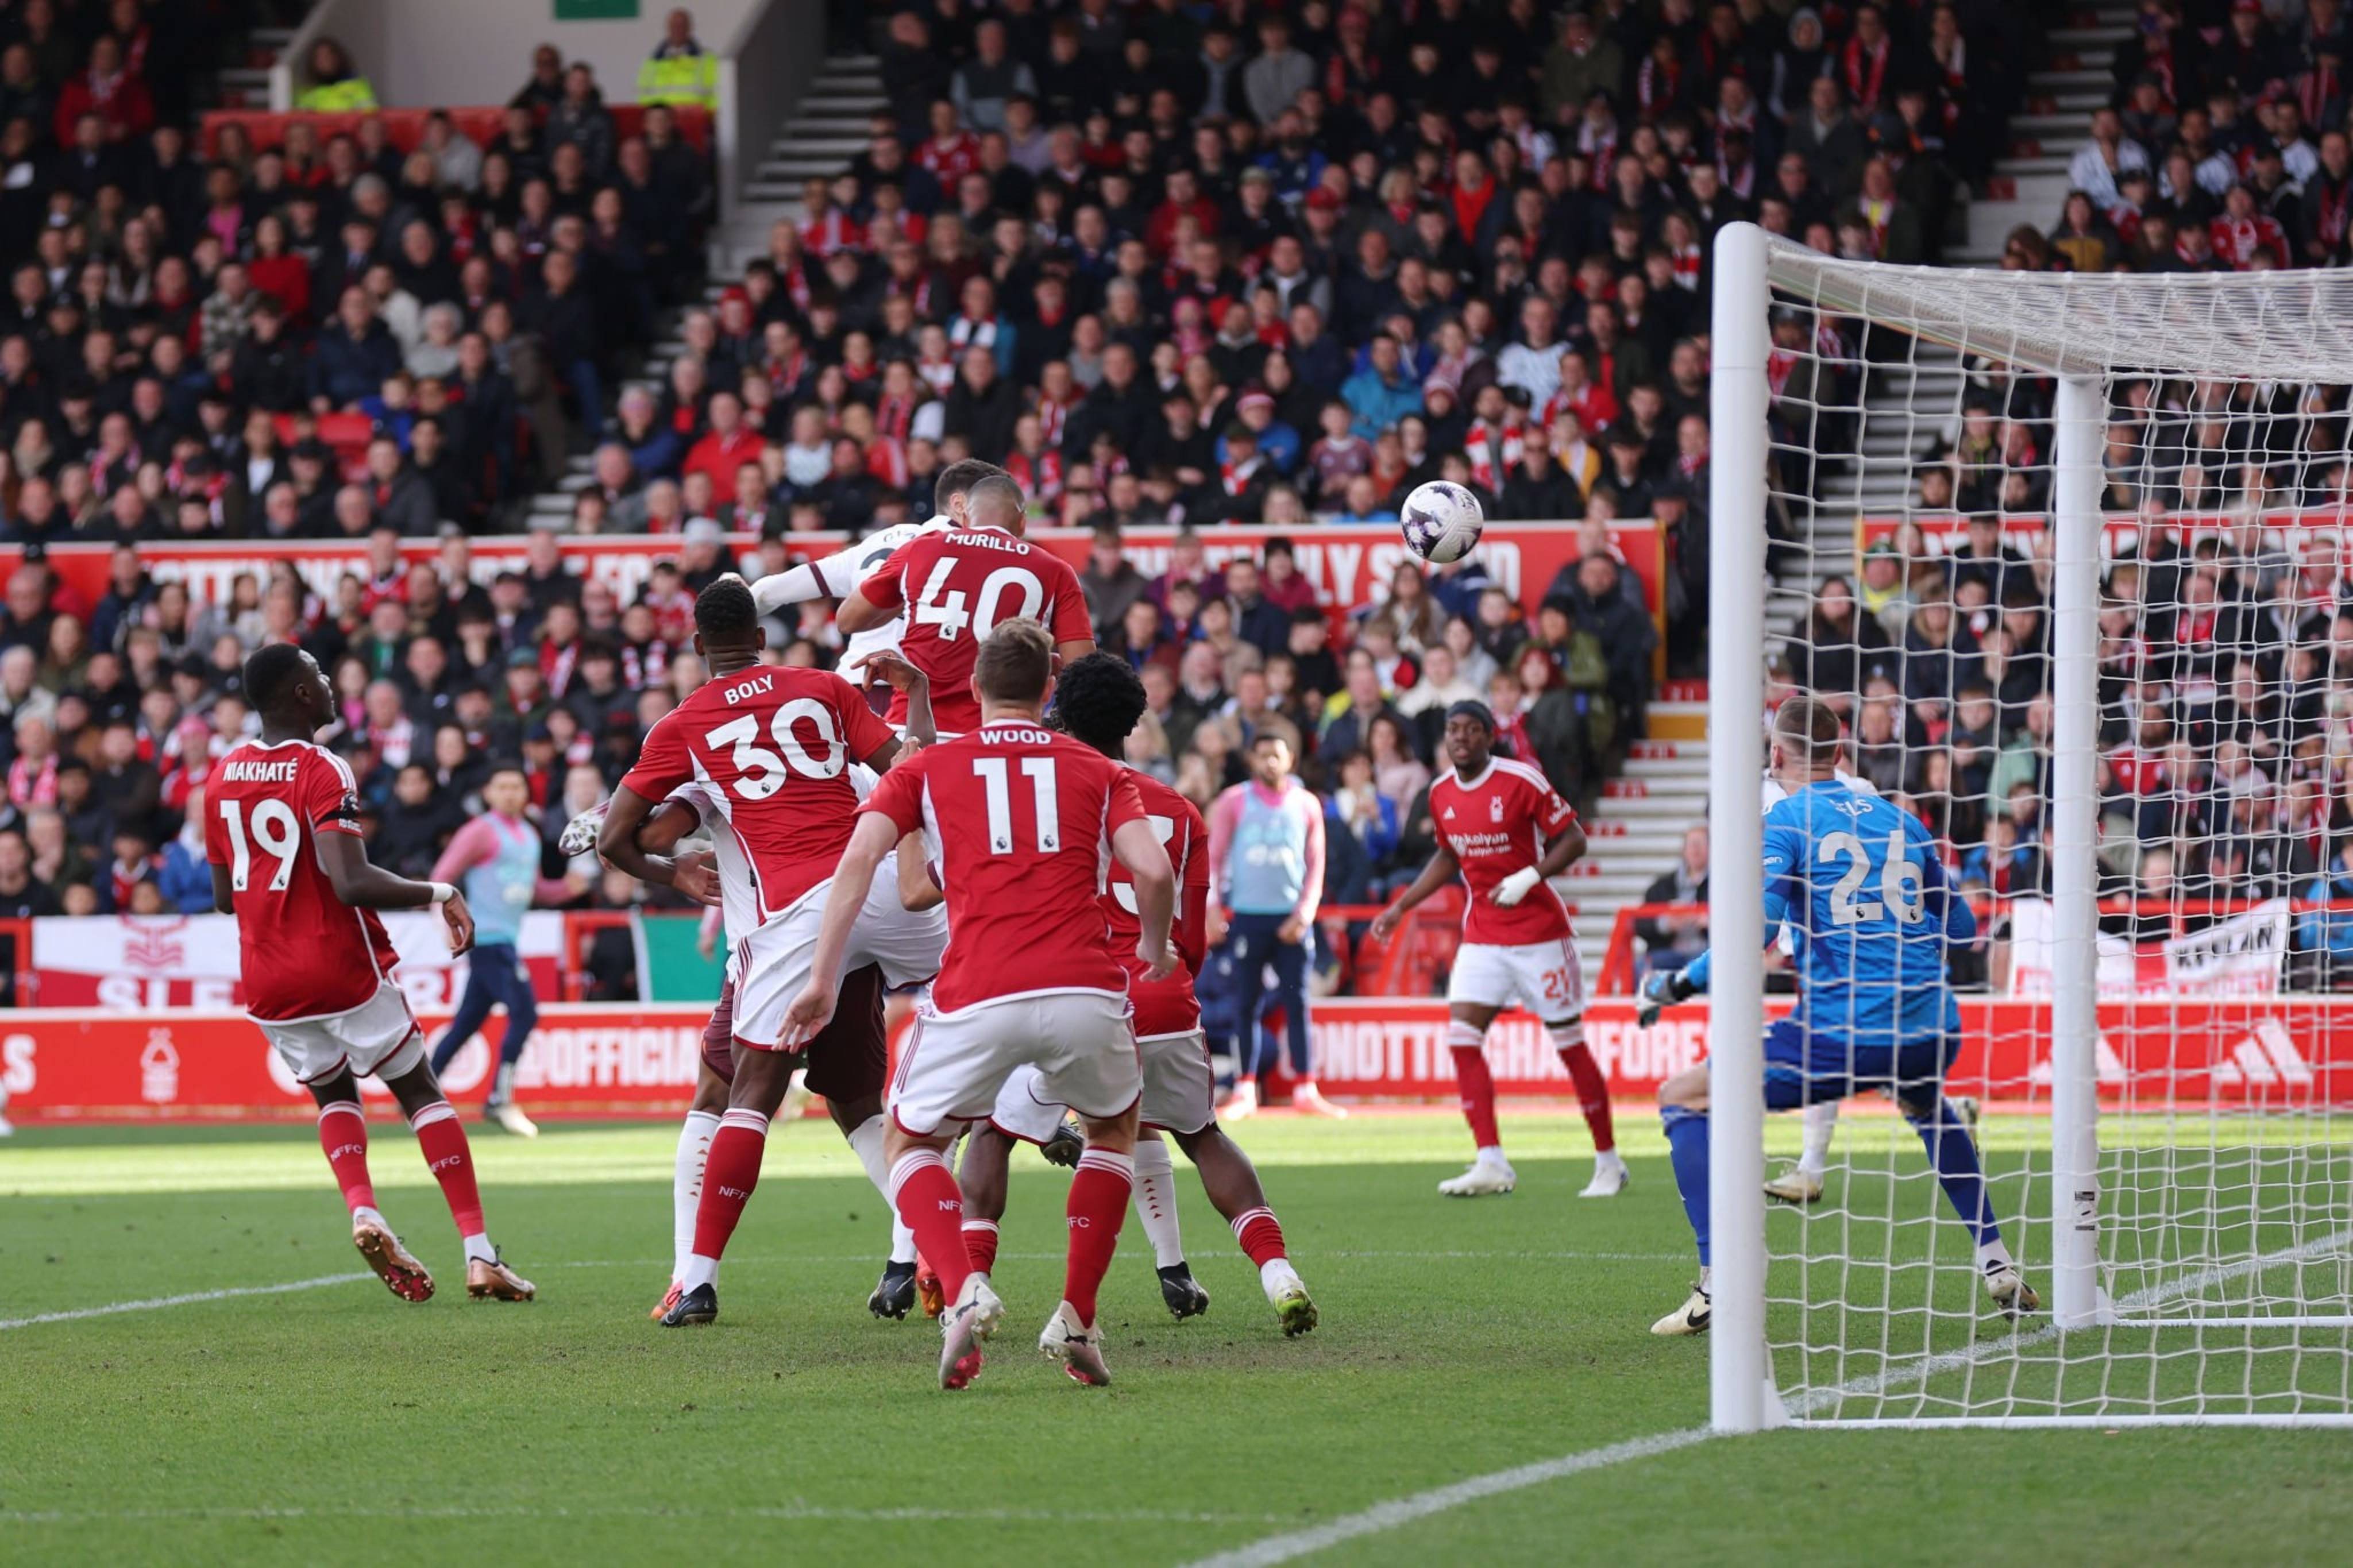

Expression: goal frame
xmin=1704 ymin=221 xmax=2353 ymax=1432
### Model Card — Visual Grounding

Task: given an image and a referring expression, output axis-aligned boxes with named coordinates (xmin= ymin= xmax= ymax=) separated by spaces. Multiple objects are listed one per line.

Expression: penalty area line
xmin=0 ymin=1272 xmax=372 ymax=1331
xmin=1178 ymin=1427 xmax=1716 ymax=1568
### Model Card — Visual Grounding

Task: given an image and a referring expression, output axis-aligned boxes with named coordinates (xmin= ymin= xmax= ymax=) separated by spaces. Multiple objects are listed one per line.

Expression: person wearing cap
xmin=1370 ymin=698 xmax=1622 ymax=1199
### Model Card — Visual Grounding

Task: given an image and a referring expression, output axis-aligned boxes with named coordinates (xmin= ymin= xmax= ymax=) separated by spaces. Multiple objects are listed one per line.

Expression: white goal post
xmin=1707 ymin=221 xmax=2353 ymax=1430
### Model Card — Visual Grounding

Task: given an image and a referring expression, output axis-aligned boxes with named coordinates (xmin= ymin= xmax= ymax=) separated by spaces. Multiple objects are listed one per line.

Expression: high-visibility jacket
xmin=295 ymin=76 xmax=377 ymax=111
xmin=637 ymin=45 xmax=715 ymax=110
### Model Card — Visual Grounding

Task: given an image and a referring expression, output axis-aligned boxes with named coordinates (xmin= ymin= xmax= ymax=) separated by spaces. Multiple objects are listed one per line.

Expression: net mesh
xmin=1746 ymin=234 xmax=2353 ymax=1424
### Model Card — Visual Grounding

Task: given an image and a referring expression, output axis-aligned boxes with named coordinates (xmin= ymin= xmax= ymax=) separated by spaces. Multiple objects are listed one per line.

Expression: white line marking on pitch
xmin=0 ymin=1272 xmax=370 ymax=1331
xmin=1186 ymin=1229 xmax=2353 ymax=1566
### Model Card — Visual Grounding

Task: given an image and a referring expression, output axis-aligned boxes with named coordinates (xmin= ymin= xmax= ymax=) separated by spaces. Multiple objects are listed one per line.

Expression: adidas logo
xmin=1442 ymin=807 xmax=1456 ymax=820
xmin=2209 ymin=1018 xmax=2313 ymax=1090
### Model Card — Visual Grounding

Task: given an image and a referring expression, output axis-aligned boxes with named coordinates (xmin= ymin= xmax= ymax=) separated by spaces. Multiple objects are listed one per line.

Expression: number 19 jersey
xmin=204 ymin=739 xmax=399 ymax=1021
xmin=855 ymin=526 xmax=1093 ymax=733
xmin=621 ymin=665 xmax=896 ymax=922
xmin=859 ymin=720 xmax=1147 ymax=1013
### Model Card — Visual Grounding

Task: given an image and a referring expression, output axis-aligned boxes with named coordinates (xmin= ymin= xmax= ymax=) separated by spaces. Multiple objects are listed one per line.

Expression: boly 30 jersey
xmin=204 ymin=739 xmax=400 ymax=1021
xmin=1102 ymin=767 xmax=1210 ymax=1037
xmin=855 ymin=525 xmax=1092 ymax=733
xmin=1428 ymin=757 xmax=1579 ymax=947
xmin=622 ymin=664 xmax=896 ymax=922
xmin=859 ymin=719 xmax=1147 ymax=1013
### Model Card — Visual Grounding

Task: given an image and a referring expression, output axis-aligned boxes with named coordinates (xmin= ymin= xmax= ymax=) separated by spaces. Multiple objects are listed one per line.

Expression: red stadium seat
xmin=199 ymin=103 xmax=709 ymax=160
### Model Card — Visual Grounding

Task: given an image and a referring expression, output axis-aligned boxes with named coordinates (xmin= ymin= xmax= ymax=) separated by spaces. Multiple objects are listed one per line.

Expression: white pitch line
xmin=0 ymin=1272 xmax=371 ymax=1331
xmin=1181 ymin=1428 xmax=1716 ymax=1568
xmin=1187 ymin=1228 xmax=2353 ymax=1566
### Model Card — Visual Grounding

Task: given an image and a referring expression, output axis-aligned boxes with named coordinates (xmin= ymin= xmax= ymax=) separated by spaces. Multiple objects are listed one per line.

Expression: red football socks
xmin=961 ymin=1218 xmax=1000 ymax=1276
xmin=317 ymin=1100 xmax=376 ymax=1214
xmin=1230 ymin=1205 xmax=1289 ymax=1269
xmin=408 ymin=1099 xmax=484 ymax=1237
xmin=1553 ymin=1029 xmax=1616 ymax=1153
xmin=689 ymin=1109 xmax=770 ymax=1269
xmin=1062 ymin=1149 xmax=1133 ymax=1323
xmin=1449 ymin=1036 xmax=1500 ymax=1149
xmin=889 ymin=1150 xmax=971 ymax=1307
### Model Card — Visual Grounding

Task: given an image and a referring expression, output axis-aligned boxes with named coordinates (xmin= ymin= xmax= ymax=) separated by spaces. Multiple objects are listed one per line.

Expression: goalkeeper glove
xmin=1491 ymin=866 xmax=1542 ymax=907
xmin=1634 ymin=967 xmax=1696 ymax=1029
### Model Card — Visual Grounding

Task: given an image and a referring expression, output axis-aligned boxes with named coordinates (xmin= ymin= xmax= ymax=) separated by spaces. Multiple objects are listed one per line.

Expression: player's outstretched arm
xmin=314 ymin=831 xmax=475 ymax=955
xmin=628 ymin=798 xmax=704 ymax=858
xmin=1112 ymin=816 xmax=1178 ymax=980
xmin=596 ymin=786 xmax=720 ymax=906
xmin=782 ymin=813 xmax=900 ymax=1042
xmin=1370 ymin=843 xmax=1460 ymax=941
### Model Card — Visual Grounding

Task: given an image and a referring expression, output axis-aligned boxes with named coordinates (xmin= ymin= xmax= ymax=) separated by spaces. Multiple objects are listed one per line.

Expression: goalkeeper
xmin=1635 ymin=696 xmax=2035 ymax=1335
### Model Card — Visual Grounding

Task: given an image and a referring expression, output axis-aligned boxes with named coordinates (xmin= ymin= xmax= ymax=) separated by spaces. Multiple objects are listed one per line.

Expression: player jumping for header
xmin=1635 ymin=695 xmax=2036 ymax=1335
xmin=208 ymin=643 xmax=534 ymax=1304
xmin=1371 ymin=701 xmax=1625 ymax=1199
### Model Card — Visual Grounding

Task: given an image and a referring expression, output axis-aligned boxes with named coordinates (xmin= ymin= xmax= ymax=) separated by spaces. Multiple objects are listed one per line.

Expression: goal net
xmin=1704 ymin=223 xmax=2353 ymax=1429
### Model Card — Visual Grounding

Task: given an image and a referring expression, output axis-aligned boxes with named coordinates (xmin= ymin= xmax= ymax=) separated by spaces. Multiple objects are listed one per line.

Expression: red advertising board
xmin=0 ymin=520 xmax=1651 ymax=633
xmin=5 ymin=995 xmax=2346 ymax=1123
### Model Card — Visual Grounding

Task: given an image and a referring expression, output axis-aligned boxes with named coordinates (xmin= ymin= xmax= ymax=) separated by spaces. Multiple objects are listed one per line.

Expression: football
xmin=1399 ymin=480 xmax=1486 ymax=565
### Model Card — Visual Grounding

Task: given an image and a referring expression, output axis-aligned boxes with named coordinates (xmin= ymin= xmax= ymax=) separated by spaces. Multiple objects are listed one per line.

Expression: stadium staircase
xmin=1764 ymin=3 xmax=2128 ymax=643
xmin=526 ymin=51 xmax=886 ymax=525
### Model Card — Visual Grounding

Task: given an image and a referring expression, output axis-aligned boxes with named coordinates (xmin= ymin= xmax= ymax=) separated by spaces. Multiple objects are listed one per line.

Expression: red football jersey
xmin=203 ymin=739 xmax=399 ymax=1021
xmin=854 ymin=525 xmax=1093 ymax=733
xmin=1100 ymin=767 xmax=1209 ymax=1037
xmin=1428 ymin=756 xmax=1579 ymax=945
xmin=621 ymin=664 xmax=896 ymax=920
xmin=861 ymin=719 xmax=1147 ymax=1012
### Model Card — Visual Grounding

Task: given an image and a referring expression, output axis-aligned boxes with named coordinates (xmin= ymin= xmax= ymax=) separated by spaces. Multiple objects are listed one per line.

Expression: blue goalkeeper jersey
xmin=1690 ymin=779 xmax=1973 ymax=1044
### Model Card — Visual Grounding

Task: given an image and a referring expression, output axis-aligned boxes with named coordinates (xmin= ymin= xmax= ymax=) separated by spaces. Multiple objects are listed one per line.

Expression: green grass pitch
xmin=3 ymin=1111 xmax=2351 ymax=1565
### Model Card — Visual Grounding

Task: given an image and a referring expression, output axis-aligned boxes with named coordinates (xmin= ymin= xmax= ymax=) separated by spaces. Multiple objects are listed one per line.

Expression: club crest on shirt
xmin=1490 ymin=795 xmax=1504 ymax=822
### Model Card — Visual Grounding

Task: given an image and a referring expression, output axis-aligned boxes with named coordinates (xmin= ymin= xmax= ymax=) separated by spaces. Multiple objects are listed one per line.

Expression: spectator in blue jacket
xmin=157 ymin=785 xmax=216 ymax=914
xmin=1342 ymin=332 xmax=1422 ymax=440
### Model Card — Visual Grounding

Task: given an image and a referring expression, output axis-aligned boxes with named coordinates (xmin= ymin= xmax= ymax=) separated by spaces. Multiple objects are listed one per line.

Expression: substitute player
xmin=1635 ymin=696 xmax=2036 ymax=1334
xmin=924 ymin=655 xmax=1317 ymax=1334
xmin=834 ymin=471 xmax=1096 ymax=736
xmin=780 ymin=621 xmax=1179 ymax=1389
xmin=1370 ymin=702 xmax=1625 ymax=1199
xmin=207 ymin=643 xmax=534 ymax=1304
xmin=597 ymin=578 xmax=947 ymax=1327
xmin=425 ymin=763 xmax=576 ymax=1138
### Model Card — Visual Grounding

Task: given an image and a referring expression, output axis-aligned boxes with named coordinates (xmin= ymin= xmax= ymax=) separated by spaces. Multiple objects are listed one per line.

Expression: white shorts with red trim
xmin=1445 ymin=937 xmax=1586 ymax=1021
xmin=732 ymin=856 xmax=948 ymax=1049
xmin=890 ymin=988 xmax=1141 ymax=1137
xmin=256 ymin=982 xmax=424 ymax=1086
xmin=989 ymin=1025 xmax=1213 ymax=1140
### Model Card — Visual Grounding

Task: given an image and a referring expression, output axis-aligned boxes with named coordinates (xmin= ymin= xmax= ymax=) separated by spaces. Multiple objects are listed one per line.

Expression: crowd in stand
xmin=0 ymin=0 xmax=2062 ymax=994
xmin=1777 ymin=0 xmax=2353 ymax=988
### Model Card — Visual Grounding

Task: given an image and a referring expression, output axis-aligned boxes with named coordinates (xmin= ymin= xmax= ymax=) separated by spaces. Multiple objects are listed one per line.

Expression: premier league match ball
xmin=1399 ymin=480 xmax=1485 ymax=565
